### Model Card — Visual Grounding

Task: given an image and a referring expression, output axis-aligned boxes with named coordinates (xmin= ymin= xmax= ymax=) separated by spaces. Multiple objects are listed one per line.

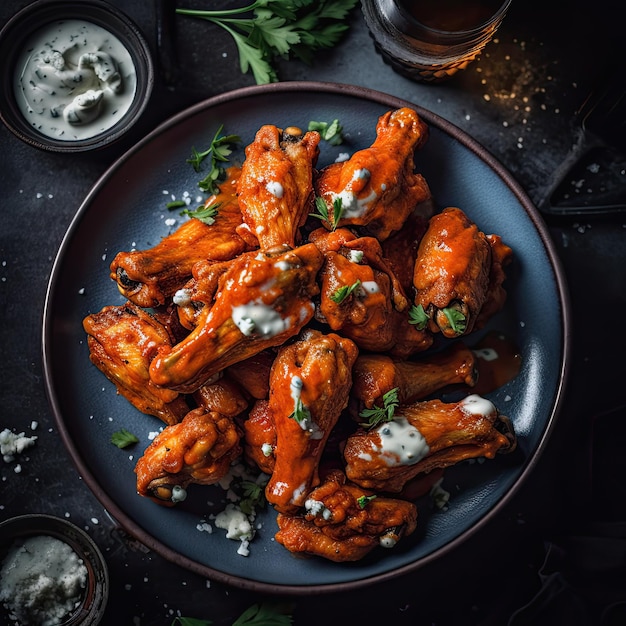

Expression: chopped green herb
xmin=166 ymin=199 xmax=188 ymax=210
xmin=442 ymin=306 xmax=467 ymax=335
xmin=289 ymin=397 xmax=311 ymax=427
xmin=110 ymin=428 xmax=139 ymax=449
xmin=309 ymin=196 xmax=344 ymax=230
xmin=238 ymin=479 xmax=267 ymax=516
xmin=408 ymin=303 xmax=430 ymax=330
xmin=176 ymin=1 xmax=359 ymax=85
xmin=330 ymin=279 xmax=361 ymax=304
xmin=357 ymin=494 xmax=377 ymax=509
xmin=186 ymin=125 xmax=241 ymax=196
xmin=308 ymin=118 xmax=344 ymax=145
xmin=179 ymin=202 xmax=221 ymax=225
xmin=359 ymin=387 xmax=400 ymax=429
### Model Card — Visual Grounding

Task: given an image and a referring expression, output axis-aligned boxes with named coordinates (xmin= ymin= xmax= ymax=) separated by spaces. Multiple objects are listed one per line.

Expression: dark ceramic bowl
xmin=0 ymin=0 xmax=154 ymax=152
xmin=0 ymin=514 xmax=109 ymax=624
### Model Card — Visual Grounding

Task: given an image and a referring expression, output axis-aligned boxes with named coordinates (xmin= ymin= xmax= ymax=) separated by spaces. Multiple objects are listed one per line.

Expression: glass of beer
xmin=361 ymin=0 xmax=513 ymax=83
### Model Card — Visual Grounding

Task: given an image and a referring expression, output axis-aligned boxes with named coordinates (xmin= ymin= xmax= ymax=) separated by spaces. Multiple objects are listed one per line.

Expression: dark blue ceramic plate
xmin=43 ymin=82 xmax=570 ymax=593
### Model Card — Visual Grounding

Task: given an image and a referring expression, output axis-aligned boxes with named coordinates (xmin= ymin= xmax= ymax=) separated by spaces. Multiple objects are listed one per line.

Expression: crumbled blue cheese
xmin=0 ymin=429 xmax=37 ymax=463
xmin=0 ymin=535 xmax=88 ymax=624
xmin=430 ymin=478 xmax=450 ymax=510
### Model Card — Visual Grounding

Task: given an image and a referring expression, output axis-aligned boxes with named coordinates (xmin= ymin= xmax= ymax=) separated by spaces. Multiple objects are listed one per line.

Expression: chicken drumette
xmin=315 ymin=107 xmax=431 ymax=240
xmin=263 ymin=329 xmax=358 ymax=514
xmin=412 ymin=207 xmax=513 ymax=338
xmin=236 ymin=125 xmax=320 ymax=250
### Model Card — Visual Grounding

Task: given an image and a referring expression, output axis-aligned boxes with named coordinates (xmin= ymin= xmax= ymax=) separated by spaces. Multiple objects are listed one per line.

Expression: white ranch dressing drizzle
xmin=376 ymin=416 xmax=430 ymax=466
xmin=330 ymin=167 xmax=378 ymax=217
xmin=13 ymin=19 xmax=137 ymax=141
xmin=231 ymin=300 xmax=291 ymax=337
xmin=460 ymin=394 xmax=496 ymax=417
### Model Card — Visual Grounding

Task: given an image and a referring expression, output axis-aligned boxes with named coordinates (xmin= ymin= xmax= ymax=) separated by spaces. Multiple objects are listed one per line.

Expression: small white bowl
xmin=0 ymin=0 xmax=154 ymax=152
xmin=0 ymin=514 xmax=109 ymax=625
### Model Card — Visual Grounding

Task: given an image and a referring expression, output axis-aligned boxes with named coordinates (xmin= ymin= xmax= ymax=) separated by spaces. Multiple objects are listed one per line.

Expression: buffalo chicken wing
xmin=148 ymin=243 xmax=323 ymax=393
xmin=135 ymin=407 xmax=242 ymax=505
xmin=83 ymin=302 xmax=189 ymax=425
xmin=344 ymin=394 xmax=516 ymax=493
xmin=413 ymin=207 xmax=513 ymax=338
xmin=264 ymin=329 xmax=358 ymax=514
xmin=109 ymin=169 xmax=251 ymax=308
xmin=315 ymin=107 xmax=431 ymax=240
xmin=236 ymin=125 xmax=320 ymax=250
xmin=275 ymin=469 xmax=417 ymax=562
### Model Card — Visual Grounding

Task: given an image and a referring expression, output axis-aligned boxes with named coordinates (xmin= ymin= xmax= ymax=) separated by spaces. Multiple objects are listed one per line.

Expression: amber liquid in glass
xmin=398 ymin=0 xmax=504 ymax=31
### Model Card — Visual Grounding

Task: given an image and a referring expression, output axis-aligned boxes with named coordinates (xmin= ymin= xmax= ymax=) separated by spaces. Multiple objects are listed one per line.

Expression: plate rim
xmin=42 ymin=80 xmax=572 ymax=594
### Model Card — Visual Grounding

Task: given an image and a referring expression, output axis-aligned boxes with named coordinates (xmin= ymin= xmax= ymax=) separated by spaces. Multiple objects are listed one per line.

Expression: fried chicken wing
xmin=344 ymin=394 xmax=516 ymax=493
xmin=236 ymin=125 xmax=320 ymax=250
xmin=265 ymin=330 xmax=358 ymax=514
xmin=83 ymin=302 xmax=189 ymax=425
xmin=243 ymin=399 xmax=275 ymax=475
xmin=315 ymin=107 xmax=431 ymax=240
xmin=226 ymin=350 xmax=274 ymax=400
xmin=193 ymin=374 xmax=249 ymax=418
xmin=149 ymin=243 xmax=323 ymax=393
xmin=135 ymin=407 xmax=242 ymax=505
xmin=110 ymin=168 xmax=251 ymax=308
xmin=275 ymin=469 xmax=417 ymax=562
xmin=413 ymin=207 xmax=512 ymax=338
xmin=351 ymin=341 xmax=478 ymax=409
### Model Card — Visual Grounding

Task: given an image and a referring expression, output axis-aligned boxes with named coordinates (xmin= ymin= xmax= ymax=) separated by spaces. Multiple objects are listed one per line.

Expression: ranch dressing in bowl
xmin=13 ymin=19 xmax=137 ymax=141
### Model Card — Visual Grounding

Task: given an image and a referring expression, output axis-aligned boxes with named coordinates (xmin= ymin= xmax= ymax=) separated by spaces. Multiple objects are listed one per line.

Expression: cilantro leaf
xmin=111 ymin=428 xmax=138 ymax=449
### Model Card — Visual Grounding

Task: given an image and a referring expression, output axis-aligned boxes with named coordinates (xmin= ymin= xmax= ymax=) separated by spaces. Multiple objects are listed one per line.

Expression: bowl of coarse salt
xmin=0 ymin=514 xmax=109 ymax=625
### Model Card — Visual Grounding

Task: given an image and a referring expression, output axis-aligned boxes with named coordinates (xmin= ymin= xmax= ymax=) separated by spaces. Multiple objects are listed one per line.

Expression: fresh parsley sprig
xmin=289 ymin=397 xmax=311 ymax=427
xmin=408 ymin=303 xmax=429 ymax=330
xmin=187 ymin=125 xmax=241 ymax=196
xmin=176 ymin=1 xmax=359 ymax=85
xmin=359 ymin=387 xmax=399 ymax=429
xmin=442 ymin=306 xmax=467 ymax=335
xmin=238 ymin=479 xmax=268 ymax=516
xmin=330 ymin=279 xmax=361 ymax=304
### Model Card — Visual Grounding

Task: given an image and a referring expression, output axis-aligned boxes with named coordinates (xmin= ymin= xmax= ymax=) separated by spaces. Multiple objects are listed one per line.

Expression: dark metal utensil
xmin=538 ymin=68 xmax=626 ymax=216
